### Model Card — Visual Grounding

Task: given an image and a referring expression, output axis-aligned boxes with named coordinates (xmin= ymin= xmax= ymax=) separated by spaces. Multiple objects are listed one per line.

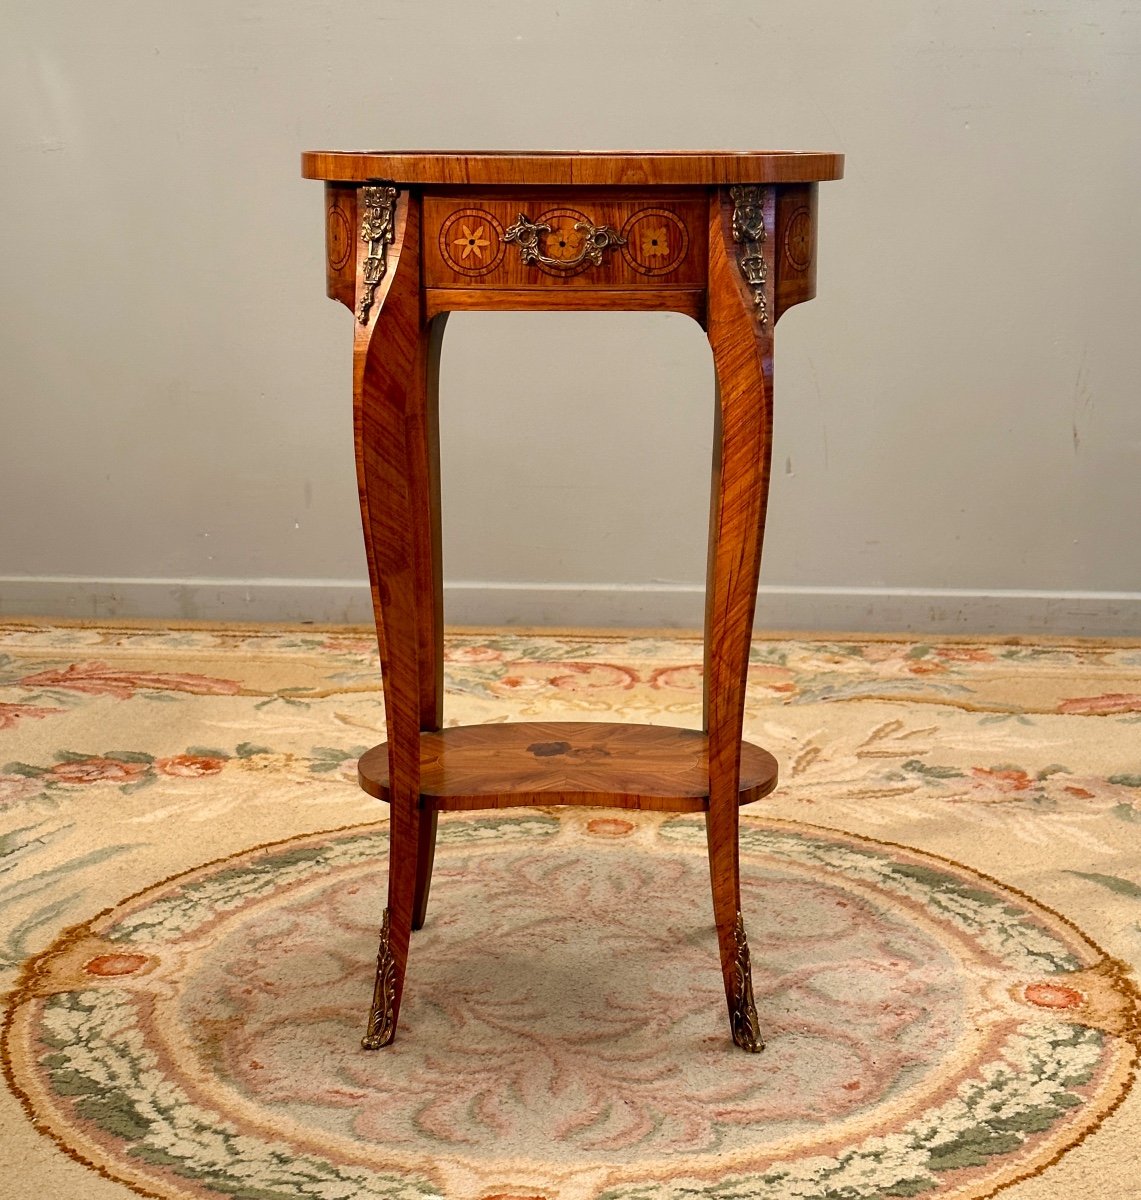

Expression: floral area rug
xmin=1 ymin=621 xmax=1139 ymax=1200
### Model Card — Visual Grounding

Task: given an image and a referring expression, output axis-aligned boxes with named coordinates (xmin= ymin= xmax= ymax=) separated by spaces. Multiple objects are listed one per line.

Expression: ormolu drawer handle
xmin=504 ymin=213 xmax=625 ymax=270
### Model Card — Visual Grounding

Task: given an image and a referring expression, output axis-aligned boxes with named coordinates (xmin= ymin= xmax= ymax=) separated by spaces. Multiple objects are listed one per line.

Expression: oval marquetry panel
xmin=783 ymin=205 xmax=813 ymax=272
xmin=326 ymin=202 xmax=352 ymax=271
xmin=322 ymin=183 xmax=357 ymax=311
xmin=358 ymin=722 xmax=778 ymax=813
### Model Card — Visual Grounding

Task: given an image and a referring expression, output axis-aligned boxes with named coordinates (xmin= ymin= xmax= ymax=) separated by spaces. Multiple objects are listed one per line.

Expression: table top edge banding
xmin=301 ymin=150 xmax=844 ymax=186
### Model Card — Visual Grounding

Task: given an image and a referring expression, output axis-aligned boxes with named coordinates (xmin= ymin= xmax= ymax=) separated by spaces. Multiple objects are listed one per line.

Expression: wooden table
xmin=301 ymin=150 xmax=843 ymax=1052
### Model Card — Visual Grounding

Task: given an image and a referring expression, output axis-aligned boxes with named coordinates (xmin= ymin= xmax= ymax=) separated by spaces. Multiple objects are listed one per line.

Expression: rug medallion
xmin=5 ymin=809 xmax=1137 ymax=1200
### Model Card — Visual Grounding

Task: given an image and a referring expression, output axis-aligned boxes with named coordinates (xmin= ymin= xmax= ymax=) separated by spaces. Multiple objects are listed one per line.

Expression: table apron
xmin=423 ymin=193 xmax=709 ymax=289
xmin=323 ymin=182 xmax=818 ymax=323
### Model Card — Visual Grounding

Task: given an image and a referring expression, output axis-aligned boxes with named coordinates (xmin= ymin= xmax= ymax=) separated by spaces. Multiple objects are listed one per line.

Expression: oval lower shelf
xmin=358 ymin=721 xmax=778 ymax=813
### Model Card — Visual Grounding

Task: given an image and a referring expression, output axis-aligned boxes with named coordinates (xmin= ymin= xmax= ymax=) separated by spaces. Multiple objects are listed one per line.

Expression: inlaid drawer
xmin=422 ymin=193 xmax=707 ymax=288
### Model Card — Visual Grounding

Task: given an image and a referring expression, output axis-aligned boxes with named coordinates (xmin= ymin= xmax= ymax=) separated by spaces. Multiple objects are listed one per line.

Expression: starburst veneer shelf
xmin=302 ymin=148 xmax=843 ymax=1055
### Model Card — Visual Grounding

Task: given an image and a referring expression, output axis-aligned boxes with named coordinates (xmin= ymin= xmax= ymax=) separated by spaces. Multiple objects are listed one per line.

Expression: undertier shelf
xmin=357 ymin=721 xmax=778 ymax=813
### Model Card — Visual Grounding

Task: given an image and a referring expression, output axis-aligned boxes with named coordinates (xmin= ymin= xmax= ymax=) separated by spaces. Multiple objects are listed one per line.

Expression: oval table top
xmin=301 ymin=149 xmax=844 ymax=187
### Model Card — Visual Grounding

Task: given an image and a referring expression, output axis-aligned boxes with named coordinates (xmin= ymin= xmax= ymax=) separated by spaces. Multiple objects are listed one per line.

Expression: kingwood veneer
xmin=302 ymin=149 xmax=843 ymax=1053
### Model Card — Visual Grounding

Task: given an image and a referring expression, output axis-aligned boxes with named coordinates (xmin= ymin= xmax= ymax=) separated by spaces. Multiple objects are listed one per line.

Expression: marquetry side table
xmin=301 ymin=149 xmax=843 ymax=1053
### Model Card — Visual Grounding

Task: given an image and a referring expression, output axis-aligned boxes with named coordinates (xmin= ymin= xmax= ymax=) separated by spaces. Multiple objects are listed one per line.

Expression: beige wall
xmin=2 ymin=1 xmax=1138 ymax=633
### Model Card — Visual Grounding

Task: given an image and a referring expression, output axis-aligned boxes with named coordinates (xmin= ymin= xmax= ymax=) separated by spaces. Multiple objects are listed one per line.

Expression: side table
xmin=301 ymin=150 xmax=843 ymax=1052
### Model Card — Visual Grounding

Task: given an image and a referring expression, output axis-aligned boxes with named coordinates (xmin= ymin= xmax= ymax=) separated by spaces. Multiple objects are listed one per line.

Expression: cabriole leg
xmin=702 ymin=184 xmax=777 ymax=1052
xmin=354 ymin=184 xmax=435 ymax=1048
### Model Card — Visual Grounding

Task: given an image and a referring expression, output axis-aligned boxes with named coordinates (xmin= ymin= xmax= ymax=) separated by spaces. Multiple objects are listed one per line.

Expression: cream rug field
xmin=1 ymin=620 xmax=1139 ymax=1200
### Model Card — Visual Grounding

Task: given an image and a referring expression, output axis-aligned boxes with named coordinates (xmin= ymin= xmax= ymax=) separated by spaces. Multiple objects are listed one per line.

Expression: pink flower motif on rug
xmin=648 ymin=664 xmax=705 ymax=691
xmin=19 ymin=661 xmax=240 ymax=698
xmin=0 ymin=702 xmax=63 ymax=730
xmin=47 ymin=757 xmax=149 ymax=785
xmin=156 ymin=754 xmax=226 ymax=778
xmin=0 ymin=774 xmax=40 ymax=807
xmin=492 ymin=661 xmax=639 ymax=696
xmin=585 ymin=817 xmax=635 ymax=837
xmin=1024 ymin=982 xmax=1086 ymax=1010
xmin=969 ymin=766 xmax=1035 ymax=794
xmin=84 ymin=953 xmax=150 ymax=977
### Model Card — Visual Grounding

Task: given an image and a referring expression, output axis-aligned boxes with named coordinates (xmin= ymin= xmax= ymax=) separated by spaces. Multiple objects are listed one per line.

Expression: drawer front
xmin=422 ymin=194 xmax=707 ymax=288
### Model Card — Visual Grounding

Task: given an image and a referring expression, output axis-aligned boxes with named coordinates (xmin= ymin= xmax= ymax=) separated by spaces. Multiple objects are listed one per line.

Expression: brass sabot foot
xmin=732 ymin=1016 xmax=765 ymax=1053
xmin=361 ymin=907 xmax=397 ymax=1050
xmin=731 ymin=911 xmax=765 ymax=1053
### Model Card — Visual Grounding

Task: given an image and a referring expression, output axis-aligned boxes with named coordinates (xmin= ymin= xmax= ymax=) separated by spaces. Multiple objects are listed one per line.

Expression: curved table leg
xmin=407 ymin=314 xmax=447 ymax=930
xmin=412 ymin=803 xmax=439 ymax=931
xmin=352 ymin=187 xmax=442 ymax=1048
xmin=703 ymin=185 xmax=777 ymax=1052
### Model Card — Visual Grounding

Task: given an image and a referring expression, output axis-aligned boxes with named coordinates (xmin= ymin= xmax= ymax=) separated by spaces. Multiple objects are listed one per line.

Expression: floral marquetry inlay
xmin=438 ymin=208 xmax=506 ymax=276
xmin=544 ymin=217 xmax=585 ymax=261
xmin=620 ymin=207 xmax=689 ymax=276
xmin=641 ymin=227 xmax=670 ymax=258
xmin=512 ymin=207 xmax=621 ymax=276
xmin=453 ymin=223 xmax=491 ymax=262
xmin=423 ymin=195 xmax=707 ymax=288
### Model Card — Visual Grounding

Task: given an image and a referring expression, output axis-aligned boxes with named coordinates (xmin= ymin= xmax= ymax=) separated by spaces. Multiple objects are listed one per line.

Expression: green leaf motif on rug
xmin=1 ymin=761 xmax=42 ymax=777
xmin=596 ymin=1022 xmax=1102 ymax=1200
xmin=436 ymin=813 xmax=560 ymax=845
xmin=1065 ymin=870 xmax=1141 ymax=899
xmin=235 ymin=742 xmax=273 ymax=758
xmin=899 ymin=759 xmax=964 ymax=781
xmin=0 ymin=822 xmax=136 ymax=968
xmin=307 ymin=744 xmax=370 ymax=773
xmin=39 ymin=991 xmax=442 ymax=1200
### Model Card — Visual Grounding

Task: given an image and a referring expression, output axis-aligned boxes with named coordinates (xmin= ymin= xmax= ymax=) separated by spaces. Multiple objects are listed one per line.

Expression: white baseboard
xmin=1 ymin=576 xmax=1138 ymax=636
xmin=451 ymin=582 xmax=1141 ymax=636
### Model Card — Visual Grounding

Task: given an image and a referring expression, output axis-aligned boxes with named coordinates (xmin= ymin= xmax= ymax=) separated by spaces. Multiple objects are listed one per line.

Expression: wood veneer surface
xmin=302 ymin=150 xmax=844 ymax=186
xmin=358 ymin=722 xmax=779 ymax=812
